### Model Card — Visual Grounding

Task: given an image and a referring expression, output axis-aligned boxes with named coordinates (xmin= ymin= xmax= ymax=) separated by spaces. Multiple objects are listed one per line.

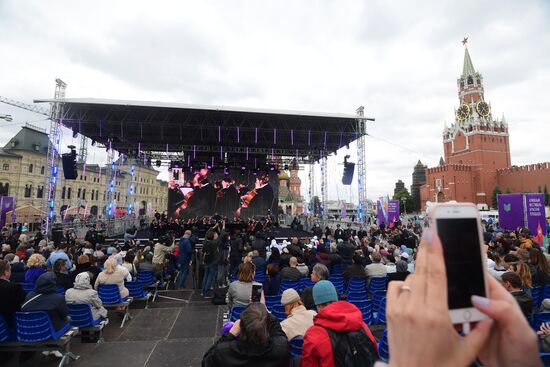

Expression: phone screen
xmin=251 ymin=284 xmax=262 ymax=303
xmin=436 ymin=218 xmax=486 ymax=310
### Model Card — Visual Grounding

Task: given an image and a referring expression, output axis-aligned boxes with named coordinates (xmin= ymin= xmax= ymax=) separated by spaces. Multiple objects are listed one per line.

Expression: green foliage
xmin=393 ymin=189 xmax=414 ymax=214
xmin=492 ymin=186 xmax=502 ymax=209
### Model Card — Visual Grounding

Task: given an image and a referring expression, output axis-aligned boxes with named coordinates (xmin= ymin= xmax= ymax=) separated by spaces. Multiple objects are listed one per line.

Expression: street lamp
xmin=0 ymin=114 xmax=13 ymax=122
xmin=401 ymin=197 xmax=407 ymax=215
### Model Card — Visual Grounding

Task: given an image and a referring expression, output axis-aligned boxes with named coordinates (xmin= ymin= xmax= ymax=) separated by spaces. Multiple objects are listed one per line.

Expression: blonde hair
xmin=27 ymin=253 xmax=46 ymax=268
xmin=103 ymin=258 xmax=117 ymax=274
xmin=284 ymin=299 xmax=304 ymax=316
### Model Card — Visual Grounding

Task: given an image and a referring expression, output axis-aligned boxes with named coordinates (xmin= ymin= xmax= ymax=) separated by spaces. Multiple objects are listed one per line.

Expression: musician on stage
xmin=214 ymin=177 xmax=240 ymax=219
xmin=236 ymin=173 xmax=274 ymax=219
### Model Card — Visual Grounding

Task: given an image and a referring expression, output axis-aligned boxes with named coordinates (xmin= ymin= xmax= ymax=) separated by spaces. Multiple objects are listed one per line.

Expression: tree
xmin=393 ymin=189 xmax=414 ymax=214
xmin=492 ymin=186 xmax=502 ymax=209
xmin=544 ymin=184 xmax=549 ymax=206
xmin=538 ymin=185 xmax=542 ymax=193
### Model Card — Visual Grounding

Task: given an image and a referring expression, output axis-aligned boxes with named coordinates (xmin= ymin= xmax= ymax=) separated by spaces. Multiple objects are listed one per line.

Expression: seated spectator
xmin=301 ymin=280 xmax=378 ymax=366
xmin=136 ymin=252 xmax=155 ymax=273
xmin=296 ymin=258 xmax=309 ymax=276
xmin=301 ymin=263 xmax=329 ymax=310
xmin=0 ymin=259 xmax=25 ymax=329
xmin=226 ymin=262 xmax=259 ymax=308
xmin=501 ymin=271 xmax=533 ymax=317
xmin=153 ymin=234 xmax=176 ymax=274
xmin=365 ymin=251 xmax=387 ymax=281
xmin=280 ymin=257 xmax=302 ymax=281
xmin=45 ymin=243 xmax=72 ymax=272
xmin=385 ymin=254 xmax=397 ymax=274
xmin=22 ymin=272 xmax=69 ymax=332
xmin=262 ymin=263 xmax=281 ymax=296
xmin=388 ymin=260 xmax=410 ymax=284
xmin=529 ymin=249 xmax=550 ymax=286
xmin=251 ymin=250 xmax=266 ymax=273
xmin=267 ymin=247 xmax=281 ymax=265
xmin=72 ymin=254 xmax=100 ymax=285
xmin=122 ymin=251 xmax=138 ymax=279
xmin=343 ymin=254 xmax=367 ymax=285
xmin=202 ymin=302 xmax=289 ymax=366
xmin=280 ymin=289 xmax=316 ymax=340
xmin=66 ymin=272 xmax=108 ymax=321
xmin=95 ymin=258 xmax=130 ymax=298
xmin=54 ymin=259 xmax=73 ymax=290
xmin=505 ymin=254 xmax=533 ymax=289
xmin=279 ymin=247 xmax=292 ymax=269
xmin=25 ymin=253 xmax=47 ymax=284
xmin=4 ymin=253 xmax=25 ymax=283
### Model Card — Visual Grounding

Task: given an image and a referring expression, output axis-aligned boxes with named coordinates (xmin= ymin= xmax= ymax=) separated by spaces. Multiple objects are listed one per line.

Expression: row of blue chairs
xmin=528 ymin=285 xmax=550 ymax=310
xmin=18 ymin=282 xmax=67 ymax=296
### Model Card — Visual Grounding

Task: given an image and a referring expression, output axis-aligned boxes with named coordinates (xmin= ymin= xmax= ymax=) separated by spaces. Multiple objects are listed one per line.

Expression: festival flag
xmin=535 ymin=223 xmax=544 ymax=245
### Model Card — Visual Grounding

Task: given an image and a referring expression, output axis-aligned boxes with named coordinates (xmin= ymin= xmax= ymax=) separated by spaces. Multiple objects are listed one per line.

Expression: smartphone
xmin=251 ymin=284 xmax=262 ymax=303
xmin=431 ymin=203 xmax=488 ymax=324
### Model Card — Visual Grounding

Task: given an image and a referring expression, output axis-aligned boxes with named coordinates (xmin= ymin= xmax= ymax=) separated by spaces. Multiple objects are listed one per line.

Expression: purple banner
xmin=525 ymin=193 xmax=547 ymax=237
xmin=497 ymin=194 xmax=524 ymax=231
xmin=388 ymin=200 xmax=400 ymax=227
xmin=377 ymin=198 xmax=388 ymax=225
xmin=0 ymin=196 xmax=15 ymax=228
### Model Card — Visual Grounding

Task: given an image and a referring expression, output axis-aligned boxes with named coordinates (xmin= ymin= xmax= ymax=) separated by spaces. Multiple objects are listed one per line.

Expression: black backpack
xmin=322 ymin=326 xmax=378 ymax=367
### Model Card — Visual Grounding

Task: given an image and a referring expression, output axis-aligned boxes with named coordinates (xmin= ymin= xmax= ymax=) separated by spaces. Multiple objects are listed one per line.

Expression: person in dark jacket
xmin=251 ymin=250 xmax=266 ymax=272
xmin=280 ymin=257 xmax=302 ymax=281
xmin=202 ymin=222 xmax=225 ymax=298
xmin=72 ymin=254 xmax=100 ymax=285
xmin=0 ymin=260 xmax=25 ymax=328
xmin=387 ymin=260 xmax=410 ymax=285
xmin=202 ymin=302 xmax=289 ymax=367
xmin=337 ymin=237 xmax=355 ymax=268
xmin=4 ymin=254 xmax=25 ymax=283
xmin=502 ymin=271 xmax=533 ymax=317
xmin=343 ymin=254 xmax=367 ymax=286
xmin=301 ymin=263 xmax=329 ymax=310
xmin=54 ymin=258 xmax=73 ymax=290
xmin=177 ymin=230 xmax=194 ymax=289
xmin=251 ymin=236 xmax=267 ymax=259
xmin=229 ymin=231 xmax=244 ymax=275
xmin=22 ymin=272 xmax=69 ymax=332
xmin=262 ymin=264 xmax=281 ymax=296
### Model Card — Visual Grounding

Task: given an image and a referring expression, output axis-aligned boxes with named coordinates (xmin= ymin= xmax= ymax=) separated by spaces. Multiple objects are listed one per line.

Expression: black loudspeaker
xmin=342 ymin=162 xmax=355 ymax=185
xmin=62 ymin=152 xmax=78 ymax=179
xmin=51 ymin=228 xmax=64 ymax=245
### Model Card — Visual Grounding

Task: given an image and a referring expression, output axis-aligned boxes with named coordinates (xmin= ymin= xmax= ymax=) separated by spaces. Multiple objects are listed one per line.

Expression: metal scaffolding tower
xmin=320 ymin=156 xmax=328 ymax=219
xmin=355 ymin=106 xmax=375 ymax=222
xmin=308 ymin=163 xmax=316 ymax=213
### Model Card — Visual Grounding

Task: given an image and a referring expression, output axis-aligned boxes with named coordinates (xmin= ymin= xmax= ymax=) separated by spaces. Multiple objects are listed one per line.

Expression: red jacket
xmin=301 ymin=301 xmax=377 ymax=367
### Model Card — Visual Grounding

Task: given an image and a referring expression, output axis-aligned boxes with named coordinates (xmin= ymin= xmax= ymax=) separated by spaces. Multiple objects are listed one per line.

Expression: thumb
xmin=462 ymin=318 xmax=493 ymax=357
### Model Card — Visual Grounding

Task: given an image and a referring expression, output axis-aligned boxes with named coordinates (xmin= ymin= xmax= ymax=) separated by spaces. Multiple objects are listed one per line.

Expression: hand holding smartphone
xmin=431 ymin=203 xmax=489 ymax=325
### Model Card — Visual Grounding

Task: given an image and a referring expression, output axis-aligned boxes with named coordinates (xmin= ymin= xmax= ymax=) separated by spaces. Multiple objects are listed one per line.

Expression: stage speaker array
xmin=342 ymin=162 xmax=355 ymax=185
xmin=62 ymin=147 xmax=78 ymax=180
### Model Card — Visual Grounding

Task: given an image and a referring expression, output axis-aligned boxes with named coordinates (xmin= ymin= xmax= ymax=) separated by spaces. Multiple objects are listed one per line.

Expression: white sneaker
xmin=51 ymin=351 xmax=64 ymax=358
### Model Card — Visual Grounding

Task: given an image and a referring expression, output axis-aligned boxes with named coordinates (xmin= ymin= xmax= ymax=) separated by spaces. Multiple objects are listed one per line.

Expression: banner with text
xmin=525 ymin=193 xmax=547 ymax=237
xmin=497 ymin=194 xmax=525 ymax=231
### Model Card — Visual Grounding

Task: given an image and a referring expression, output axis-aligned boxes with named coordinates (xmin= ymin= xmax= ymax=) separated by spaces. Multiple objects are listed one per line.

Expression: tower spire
xmin=462 ymin=44 xmax=476 ymax=77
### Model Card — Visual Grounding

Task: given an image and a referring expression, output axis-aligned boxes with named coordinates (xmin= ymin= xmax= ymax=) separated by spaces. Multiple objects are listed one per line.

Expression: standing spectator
xmin=301 ymin=280 xmax=378 ymax=367
xmin=177 ymin=230 xmax=194 ymax=289
xmin=300 ymin=264 xmax=329 ymax=310
xmin=45 ymin=243 xmax=72 ymax=272
xmin=0 ymin=259 xmax=25 ymax=329
xmin=280 ymin=257 xmax=302 ymax=281
xmin=280 ymin=289 xmax=316 ymax=340
xmin=333 ymin=224 xmax=344 ymax=241
xmin=202 ymin=222 xmax=225 ymax=298
xmin=25 ymin=253 xmax=47 ymax=285
xmin=501 ymin=271 xmax=533 ymax=317
xmin=251 ymin=235 xmax=267 ymax=259
xmin=95 ymin=258 xmax=130 ymax=298
xmin=22 ymin=272 xmax=69 ymax=332
xmin=202 ymin=302 xmax=289 ymax=366
xmin=65 ymin=272 xmax=108 ymax=321
xmin=153 ymin=235 xmax=176 ymax=275
xmin=229 ymin=231 xmax=244 ymax=275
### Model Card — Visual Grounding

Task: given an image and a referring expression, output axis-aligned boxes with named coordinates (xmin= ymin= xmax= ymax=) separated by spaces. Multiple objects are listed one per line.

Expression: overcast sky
xmin=1 ymin=0 xmax=549 ymax=204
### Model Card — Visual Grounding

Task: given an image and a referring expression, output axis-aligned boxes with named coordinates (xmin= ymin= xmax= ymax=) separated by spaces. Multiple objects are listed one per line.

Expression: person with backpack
xmin=301 ymin=280 xmax=378 ymax=367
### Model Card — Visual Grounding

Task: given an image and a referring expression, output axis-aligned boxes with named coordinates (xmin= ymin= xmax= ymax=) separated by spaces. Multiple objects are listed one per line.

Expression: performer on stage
xmin=236 ymin=173 xmax=274 ymax=219
xmin=214 ymin=177 xmax=240 ymax=219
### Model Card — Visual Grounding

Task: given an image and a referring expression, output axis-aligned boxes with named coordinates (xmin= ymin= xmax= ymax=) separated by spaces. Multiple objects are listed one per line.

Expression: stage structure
xmin=34 ymin=97 xmax=374 ymax=225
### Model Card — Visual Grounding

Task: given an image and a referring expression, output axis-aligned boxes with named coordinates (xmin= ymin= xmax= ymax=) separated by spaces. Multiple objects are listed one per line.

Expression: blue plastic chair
xmin=272 ymin=304 xmax=287 ymax=321
xmin=347 ymin=277 xmax=367 ymax=294
xmin=97 ymin=284 xmax=127 ymax=305
xmin=125 ymin=280 xmax=151 ymax=308
xmin=229 ymin=273 xmax=238 ymax=283
xmin=331 ymin=264 xmax=344 ymax=277
xmin=15 ymin=311 xmax=70 ymax=342
xmin=368 ymin=277 xmax=387 ymax=295
xmin=0 ymin=314 xmax=14 ymax=342
xmin=290 ymin=337 xmax=304 ymax=357
xmin=350 ymin=299 xmax=373 ymax=325
xmin=300 ymin=277 xmax=315 ymax=290
xmin=530 ymin=286 xmax=544 ymax=308
xmin=20 ymin=282 xmax=35 ymax=293
xmin=374 ymin=297 xmax=387 ymax=325
xmin=378 ymin=329 xmax=390 ymax=362
xmin=264 ymin=295 xmax=281 ymax=312
xmin=230 ymin=306 xmax=246 ymax=322
xmin=347 ymin=291 xmax=368 ymax=303
xmin=279 ymin=280 xmax=300 ymax=295
xmin=371 ymin=289 xmax=387 ymax=312
xmin=137 ymin=271 xmax=159 ymax=301
xmin=67 ymin=303 xmax=103 ymax=328
xmin=329 ymin=278 xmax=345 ymax=295
xmin=56 ymin=286 xmax=66 ymax=295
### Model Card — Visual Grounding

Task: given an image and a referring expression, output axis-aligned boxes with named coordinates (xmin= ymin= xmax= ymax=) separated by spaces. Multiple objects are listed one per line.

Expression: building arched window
xmin=28 ymin=164 xmax=33 ymax=173
xmin=0 ymin=183 xmax=9 ymax=196
xmin=67 ymin=187 xmax=72 ymax=199
xmin=62 ymin=186 xmax=66 ymax=199
xmin=37 ymin=185 xmax=44 ymax=198
xmin=82 ymin=189 xmax=86 ymax=200
xmin=467 ymin=76 xmax=473 ymax=85
xmin=91 ymin=189 xmax=95 ymax=201
xmin=24 ymin=184 xmax=32 ymax=198
xmin=41 ymin=166 xmax=45 ymax=174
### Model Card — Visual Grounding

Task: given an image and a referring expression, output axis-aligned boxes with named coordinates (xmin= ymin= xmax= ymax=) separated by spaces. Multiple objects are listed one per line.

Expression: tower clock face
xmin=476 ymin=100 xmax=490 ymax=117
xmin=456 ymin=104 xmax=471 ymax=120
